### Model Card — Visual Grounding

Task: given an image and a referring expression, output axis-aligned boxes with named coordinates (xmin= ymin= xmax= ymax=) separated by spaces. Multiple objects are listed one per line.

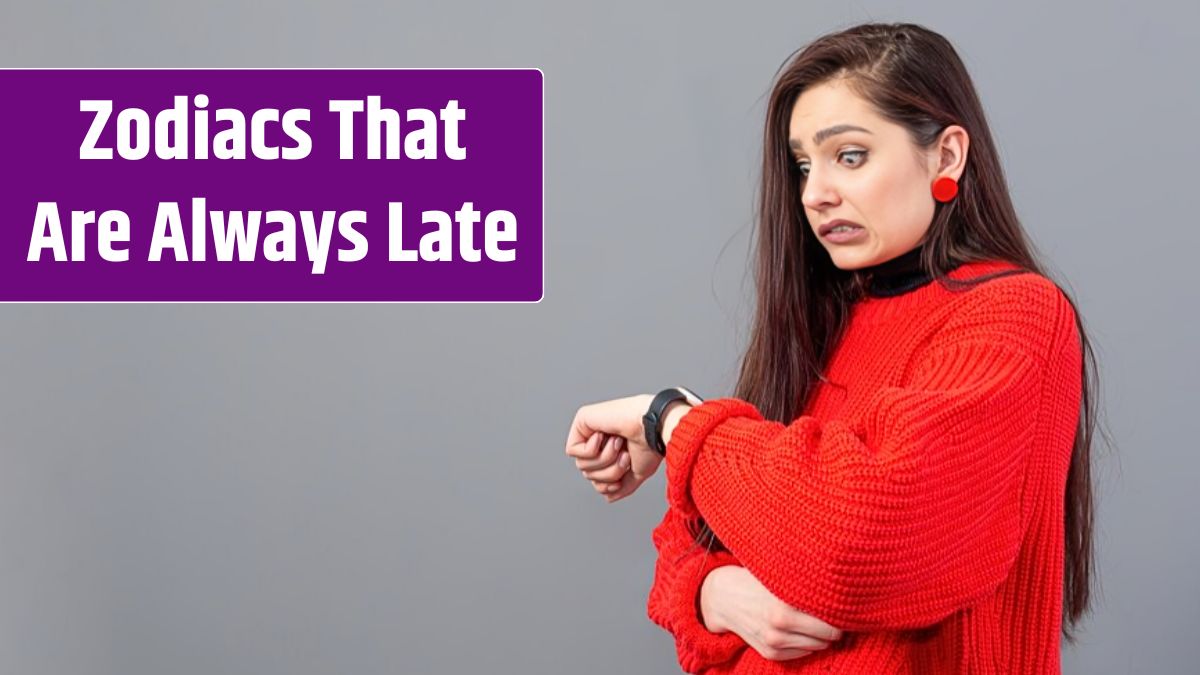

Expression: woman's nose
xmin=800 ymin=169 xmax=839 ymax=210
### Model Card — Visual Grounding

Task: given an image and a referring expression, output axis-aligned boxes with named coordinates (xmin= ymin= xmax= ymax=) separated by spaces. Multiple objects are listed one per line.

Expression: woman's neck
xmin=861 ymin=244 xmax=932 ymax=297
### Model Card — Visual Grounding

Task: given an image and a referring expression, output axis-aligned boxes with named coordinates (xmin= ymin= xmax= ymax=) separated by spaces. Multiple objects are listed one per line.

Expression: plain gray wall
xmin=1 ymin=1 xmax=1195 ymax=673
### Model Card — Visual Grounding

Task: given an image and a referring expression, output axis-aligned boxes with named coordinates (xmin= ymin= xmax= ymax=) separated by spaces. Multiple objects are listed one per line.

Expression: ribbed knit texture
xmin=646 ymin=260 xmax=1083 ymax=674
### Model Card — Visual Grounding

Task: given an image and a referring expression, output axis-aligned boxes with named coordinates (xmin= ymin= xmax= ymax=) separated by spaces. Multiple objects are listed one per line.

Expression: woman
xmin=564 ymin=22 xmax=1101 ymax=674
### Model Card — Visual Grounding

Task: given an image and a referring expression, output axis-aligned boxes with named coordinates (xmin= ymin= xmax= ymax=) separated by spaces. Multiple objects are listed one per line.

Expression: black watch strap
xmin=642 ymin=387 xmax=704 ymax=456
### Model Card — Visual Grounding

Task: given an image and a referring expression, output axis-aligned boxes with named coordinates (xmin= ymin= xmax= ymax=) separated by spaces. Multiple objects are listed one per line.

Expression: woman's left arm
xmin=662 ymin=284 xmax=1083 ymax=632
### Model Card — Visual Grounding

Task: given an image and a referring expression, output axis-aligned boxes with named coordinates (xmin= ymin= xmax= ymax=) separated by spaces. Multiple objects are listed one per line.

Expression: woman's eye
xmin=792 ymin=150 xmax=865 ymax=177
xmin=840 ymin=149 xmax=866 ymax=166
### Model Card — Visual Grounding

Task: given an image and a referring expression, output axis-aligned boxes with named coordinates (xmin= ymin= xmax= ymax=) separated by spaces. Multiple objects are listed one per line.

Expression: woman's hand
xmin=565 ymin=394 xmax=662 ymax=502
xmin=700 ymin=565 xmax=845 ymax=661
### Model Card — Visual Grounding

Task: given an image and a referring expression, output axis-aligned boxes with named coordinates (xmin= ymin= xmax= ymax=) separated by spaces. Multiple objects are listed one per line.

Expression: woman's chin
xmin=824 ymin=244 xmax=878 ymax=270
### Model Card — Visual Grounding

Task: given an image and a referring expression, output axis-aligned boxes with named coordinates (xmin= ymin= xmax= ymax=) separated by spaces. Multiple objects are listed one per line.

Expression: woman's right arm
xmin=700 ymin=563 xmax=846 ymax=661
xmin=647 ymin=505 xmax=748 ymax=673
xmin=650 ymin=506 xmax=845 ymax=672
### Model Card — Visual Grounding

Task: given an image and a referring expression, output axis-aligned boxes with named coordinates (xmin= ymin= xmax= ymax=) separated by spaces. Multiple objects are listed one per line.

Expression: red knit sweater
xmin=646 ymin=260 xmax=1083 ymax=674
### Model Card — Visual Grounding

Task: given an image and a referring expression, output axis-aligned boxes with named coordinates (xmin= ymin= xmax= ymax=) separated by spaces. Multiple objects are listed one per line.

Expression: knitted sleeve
xmin=647 ymin=503 xmax=747 ymax=673
xmin=664 ymin=283 xmax=1078 ymax=631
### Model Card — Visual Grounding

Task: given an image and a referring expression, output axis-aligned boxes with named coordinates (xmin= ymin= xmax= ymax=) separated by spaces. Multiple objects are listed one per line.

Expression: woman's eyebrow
xmin=789 ymin=124 xmax=873 ymax=152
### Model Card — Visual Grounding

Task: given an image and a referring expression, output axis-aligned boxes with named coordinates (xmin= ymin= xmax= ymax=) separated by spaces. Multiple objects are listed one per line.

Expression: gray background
xmin=1 ymin=1 xmax=1195 ymax=673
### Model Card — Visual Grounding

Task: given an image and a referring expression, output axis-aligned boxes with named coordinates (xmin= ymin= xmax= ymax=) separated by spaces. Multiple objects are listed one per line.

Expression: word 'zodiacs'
xmin=26 ymin=200 xmax=517 ymax=275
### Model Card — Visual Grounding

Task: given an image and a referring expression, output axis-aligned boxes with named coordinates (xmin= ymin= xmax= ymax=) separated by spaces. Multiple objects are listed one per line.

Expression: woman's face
xmin=788 ymin=78 xmax=967 ymax=270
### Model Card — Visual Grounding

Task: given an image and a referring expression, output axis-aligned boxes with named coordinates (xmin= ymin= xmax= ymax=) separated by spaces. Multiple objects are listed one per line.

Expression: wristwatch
xmin=642 ymin=386 xmax=704 ymax=457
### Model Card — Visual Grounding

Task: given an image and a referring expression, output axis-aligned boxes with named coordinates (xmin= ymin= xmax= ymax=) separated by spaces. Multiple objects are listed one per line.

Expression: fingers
xmin=755 ymin=626 xmax=833 ymax=660
xmin=576 ymin=434 xmax=625 ymax=472
xmin=772 ymin=633 xmax=833 ymax=652
xmin=565 ymin=408 xmax=607 ymax=460
xmin=580 ymin=435 xmax=624 ymax=492
xmin=592 ymin=479 xmax=621 ymax=495
xmin=564 ymin=398 xmax=642 ymax=460
xmin=583 ymin=457 xmax=628 ymax=482
xmin=564 ymin=402 xmax=643 ymax=502
xmin=565 ymin=424 xmax=603 ymax=460
xmin=756 ymin=614 xmax=844 ymax=659
xmin=760 ymin=647 xmax=813 ymax=661
xmin=786 ymin=613 xmax=844 ymax=643
xmin=604 ymin=471 xmax=638 ymax=503
xmin=570 ymin=431 xmax=635 ymax=502
xmin=581 ymin=449 xmax=629 ymax=482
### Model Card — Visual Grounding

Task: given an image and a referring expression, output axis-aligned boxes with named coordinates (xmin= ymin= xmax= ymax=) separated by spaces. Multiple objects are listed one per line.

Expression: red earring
xmin=932 ymin=176 xmax=958 ymax=202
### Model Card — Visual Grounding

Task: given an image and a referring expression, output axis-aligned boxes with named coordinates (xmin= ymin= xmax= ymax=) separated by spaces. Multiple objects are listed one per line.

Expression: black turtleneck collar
xmin=862 ymin=244 xmax=933 ymax=297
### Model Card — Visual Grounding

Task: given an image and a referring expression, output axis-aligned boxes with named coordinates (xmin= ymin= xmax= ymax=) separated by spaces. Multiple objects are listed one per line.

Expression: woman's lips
xmin=821 ymin=225 xmax=867 ymax=243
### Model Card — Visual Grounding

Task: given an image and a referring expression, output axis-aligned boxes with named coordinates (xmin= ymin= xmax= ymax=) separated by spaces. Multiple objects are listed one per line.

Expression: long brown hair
xmin=686 ymin=21 xmax=1109 ymax=644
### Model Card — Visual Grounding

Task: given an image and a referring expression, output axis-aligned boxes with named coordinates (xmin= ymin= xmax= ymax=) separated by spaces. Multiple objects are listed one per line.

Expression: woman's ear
xmin=934 ymin=124 xmax=969 ymax=180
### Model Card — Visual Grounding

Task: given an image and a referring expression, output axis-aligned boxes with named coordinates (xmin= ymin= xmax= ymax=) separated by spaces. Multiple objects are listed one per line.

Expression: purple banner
xmin=0 ymin=69 xmax=543 ymax=302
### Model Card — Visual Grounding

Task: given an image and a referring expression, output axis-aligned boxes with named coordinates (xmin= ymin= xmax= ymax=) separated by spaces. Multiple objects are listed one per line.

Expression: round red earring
xmin=932 ymin=176 xmax=958 ymax=202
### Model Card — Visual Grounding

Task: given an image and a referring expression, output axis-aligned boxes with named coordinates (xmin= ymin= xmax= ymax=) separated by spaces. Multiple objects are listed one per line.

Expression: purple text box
xmin=0 ymin=69 xmax=543 ymax=302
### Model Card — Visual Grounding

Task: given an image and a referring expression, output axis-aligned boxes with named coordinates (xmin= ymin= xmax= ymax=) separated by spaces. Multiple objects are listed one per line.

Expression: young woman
xmin=564 ymin=22 xmax=1101 ymax=674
